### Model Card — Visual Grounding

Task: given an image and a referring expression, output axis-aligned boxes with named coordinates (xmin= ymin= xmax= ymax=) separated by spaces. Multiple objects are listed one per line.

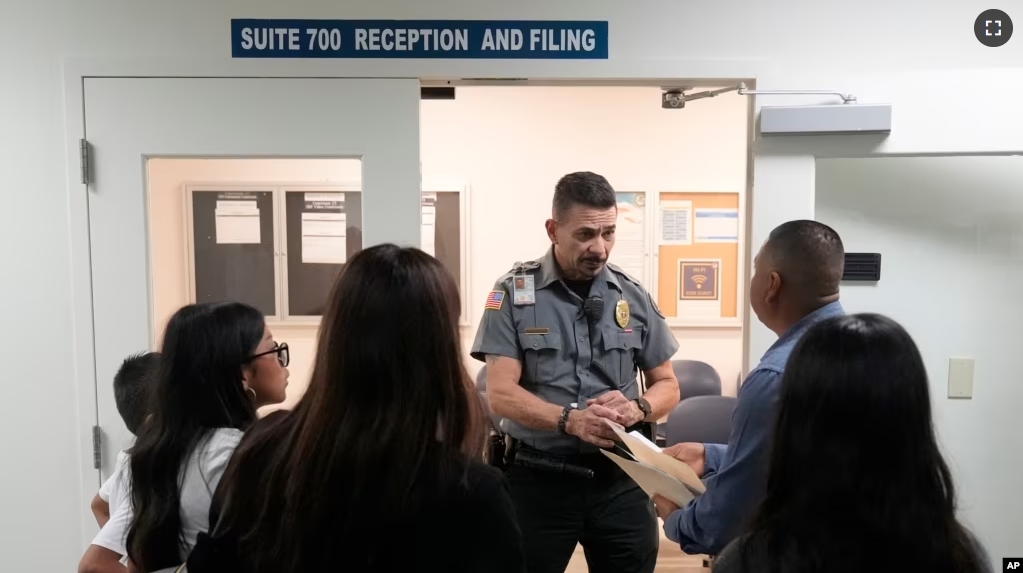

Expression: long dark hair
xmin=126 ymin=302 xmax=264 ymax=571
xmin=210 ymin=244 xmax=486 ymax=572
xmin=741 ymin=313 xmax=987 ymax=573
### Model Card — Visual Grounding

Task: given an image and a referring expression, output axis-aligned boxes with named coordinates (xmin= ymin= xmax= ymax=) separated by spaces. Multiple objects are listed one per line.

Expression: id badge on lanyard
xmin=513 ymin=274 xmax=536 ymax=306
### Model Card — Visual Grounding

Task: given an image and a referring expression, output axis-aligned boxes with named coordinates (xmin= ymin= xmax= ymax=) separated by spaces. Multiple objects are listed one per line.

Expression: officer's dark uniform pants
xmin=505 ymin=448 xmax=659 ymax=573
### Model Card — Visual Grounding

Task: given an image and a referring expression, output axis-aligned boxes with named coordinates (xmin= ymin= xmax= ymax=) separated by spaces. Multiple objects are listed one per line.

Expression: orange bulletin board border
xmin=656 ymin=192 xmax=739 ymax=321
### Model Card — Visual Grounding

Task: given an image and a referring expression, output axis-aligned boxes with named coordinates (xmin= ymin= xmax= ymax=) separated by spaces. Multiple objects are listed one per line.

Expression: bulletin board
xmin=422 ymin=187 xmax=471 ymax=325
xmin=283 ymin=190 xmax=363 ymax=317
xmin=188 ymin=189 xmax=278 ymax=317
xmin=655 ymin=192 xmax=740 ymax=325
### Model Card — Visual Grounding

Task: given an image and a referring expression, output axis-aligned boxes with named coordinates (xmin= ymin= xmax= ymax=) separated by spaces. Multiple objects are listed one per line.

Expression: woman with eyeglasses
xmin=124 ymin=301 xmax=289 ymax=572
xmin=184 ymin=244 xmax=525 ymax=573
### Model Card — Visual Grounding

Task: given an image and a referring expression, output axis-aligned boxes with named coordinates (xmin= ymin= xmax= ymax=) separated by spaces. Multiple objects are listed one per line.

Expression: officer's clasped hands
xmin=565 ymin=404 xmax=622 ymax=448
xmin=586 ymin=390 xmax=645 ymax=427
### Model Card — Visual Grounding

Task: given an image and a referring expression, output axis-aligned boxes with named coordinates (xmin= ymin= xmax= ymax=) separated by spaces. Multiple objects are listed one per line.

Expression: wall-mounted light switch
xmin=947 ymin=357 xmax=975 ymax=399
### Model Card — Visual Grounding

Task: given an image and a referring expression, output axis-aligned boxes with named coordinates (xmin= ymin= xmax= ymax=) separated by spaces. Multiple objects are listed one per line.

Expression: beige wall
xmin=147 ymin=86 xmax=748 ymax=410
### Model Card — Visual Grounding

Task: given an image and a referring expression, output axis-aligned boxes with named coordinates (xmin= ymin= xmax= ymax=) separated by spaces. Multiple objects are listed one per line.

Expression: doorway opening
xmin=421 ymin=84 xmax=751 ymax=571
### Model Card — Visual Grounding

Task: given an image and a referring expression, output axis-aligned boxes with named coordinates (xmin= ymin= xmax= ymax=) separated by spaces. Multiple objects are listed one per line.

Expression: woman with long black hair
xmin=186 ymin=244 xmax=524 ymax=573
xmin=125 ymin=301 xmax=289 ymax=572
xmin=713 ymin=313 xmax=991 ymax=573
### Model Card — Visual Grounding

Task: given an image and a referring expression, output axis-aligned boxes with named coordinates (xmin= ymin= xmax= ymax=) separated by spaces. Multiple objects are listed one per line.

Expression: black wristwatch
xmin=633 ymin=397 xmax=652 ymax=420
xmin=558 ymin=407 xmax=573 ymax=435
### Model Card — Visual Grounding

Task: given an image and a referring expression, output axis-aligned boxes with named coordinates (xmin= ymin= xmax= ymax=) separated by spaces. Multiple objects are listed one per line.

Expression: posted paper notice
xmin=301 ymin=212 xmax=346 ymax=264
xmin=612 ymin=192 xmax=647 ymax=283
xmin=677 ymin=259 xmax=722 ymax=320
xmin=694 ymin=208 xmax=739 ymax=243
xmin=301 ymin=193 xmax=346 ymax=264
xmin=421 ymin=201 xmax=437 ymax=257
xmin=215 ymin=200 xmax=261 ymax=244
xmin=659 ymin=200 xmax=692 ymax=244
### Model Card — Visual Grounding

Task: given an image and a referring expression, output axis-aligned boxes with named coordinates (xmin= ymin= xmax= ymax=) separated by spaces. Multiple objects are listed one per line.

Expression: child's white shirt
xmin=93 ymin=450 xmax=132 ymax=562
xmin=90 ymin=428 xmax=242 ymax=564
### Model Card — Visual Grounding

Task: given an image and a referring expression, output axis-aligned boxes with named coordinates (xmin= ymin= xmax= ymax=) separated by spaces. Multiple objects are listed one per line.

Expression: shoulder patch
xmin=484 ymin=290 xmax=505 ymax=311
xmin=648 ymin=292 xmax=665 ymax=319
xmin=606 ymin=262 xmax=643 ymax=287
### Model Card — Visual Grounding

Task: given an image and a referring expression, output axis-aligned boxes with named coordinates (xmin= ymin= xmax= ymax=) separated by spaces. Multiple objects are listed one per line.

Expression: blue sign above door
xmin=231 ymin=19 xmax=609 ymax=59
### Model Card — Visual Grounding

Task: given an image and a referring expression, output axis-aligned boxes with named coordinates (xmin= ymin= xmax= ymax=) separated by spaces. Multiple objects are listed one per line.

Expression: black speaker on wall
xmin=842 ymin=253 xmax=881 ymax=282
xmin=420 ymin=87 xmax=456 ymax=100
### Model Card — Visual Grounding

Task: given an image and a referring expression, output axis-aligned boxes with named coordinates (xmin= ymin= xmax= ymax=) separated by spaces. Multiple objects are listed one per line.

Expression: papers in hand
xmin=600 ymin=418 xmax=705 ymax=507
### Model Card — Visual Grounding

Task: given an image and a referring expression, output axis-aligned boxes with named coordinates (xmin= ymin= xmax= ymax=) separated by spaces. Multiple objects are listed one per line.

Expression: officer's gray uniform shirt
xmin=471 ymin=248 xmax=679 ymax=455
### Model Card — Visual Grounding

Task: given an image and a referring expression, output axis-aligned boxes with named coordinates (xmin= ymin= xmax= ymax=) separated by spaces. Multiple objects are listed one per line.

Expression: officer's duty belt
xmin=512 ymin=447 xmax=595 ymax=479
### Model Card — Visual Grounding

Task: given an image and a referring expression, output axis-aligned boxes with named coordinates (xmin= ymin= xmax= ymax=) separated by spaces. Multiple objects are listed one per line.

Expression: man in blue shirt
xmin=653 ymin=220 xmax=846 ymax=555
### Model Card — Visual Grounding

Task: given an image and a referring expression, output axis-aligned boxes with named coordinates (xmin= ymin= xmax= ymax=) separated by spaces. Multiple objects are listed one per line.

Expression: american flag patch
xmin=484 ymin=290 xmax=505 ymax=311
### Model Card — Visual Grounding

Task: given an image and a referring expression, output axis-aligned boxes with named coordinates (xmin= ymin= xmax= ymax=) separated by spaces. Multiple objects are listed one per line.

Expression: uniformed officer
xmin=471 ymin=171 xmax=680 ymax=573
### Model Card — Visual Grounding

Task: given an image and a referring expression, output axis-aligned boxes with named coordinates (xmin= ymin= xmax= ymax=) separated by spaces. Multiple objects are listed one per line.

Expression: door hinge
xmin=80 ymin=139 xmax=91 ymax=185
xmin=92 ymin=425 xmax=101 ymax=470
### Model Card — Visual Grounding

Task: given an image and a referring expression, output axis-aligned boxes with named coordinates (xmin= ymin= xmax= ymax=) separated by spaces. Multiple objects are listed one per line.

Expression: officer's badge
xmin=615 ymin=299 xmax=630 ymax=328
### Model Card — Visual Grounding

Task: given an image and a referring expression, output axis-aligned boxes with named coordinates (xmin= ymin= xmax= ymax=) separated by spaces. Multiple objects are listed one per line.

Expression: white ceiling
xmin=816 ymin=156 xmax=1023 ymax=226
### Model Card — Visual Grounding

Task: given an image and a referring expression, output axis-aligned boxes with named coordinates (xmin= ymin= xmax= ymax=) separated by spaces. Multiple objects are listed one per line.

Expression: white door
xmin=83 ymin=78 xmax=420 ymax=485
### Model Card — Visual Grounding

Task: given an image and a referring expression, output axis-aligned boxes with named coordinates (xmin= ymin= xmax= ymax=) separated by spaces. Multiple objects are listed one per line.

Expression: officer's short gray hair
xmin=552 ymin=172 xmax=617 ymax=219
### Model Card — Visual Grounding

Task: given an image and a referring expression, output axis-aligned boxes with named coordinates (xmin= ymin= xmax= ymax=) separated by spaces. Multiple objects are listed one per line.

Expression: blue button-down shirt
xmin=663 ymin=301 xmax=845 ymax=555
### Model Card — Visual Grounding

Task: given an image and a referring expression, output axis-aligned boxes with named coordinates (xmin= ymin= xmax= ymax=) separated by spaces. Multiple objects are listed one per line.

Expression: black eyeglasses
xmin=248 ymin=342 xmax=289 ymax=367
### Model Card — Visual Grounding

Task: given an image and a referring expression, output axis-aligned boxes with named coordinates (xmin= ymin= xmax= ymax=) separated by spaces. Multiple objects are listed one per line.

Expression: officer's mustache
xmin=580 ymin=256 xmax=606 ymax=265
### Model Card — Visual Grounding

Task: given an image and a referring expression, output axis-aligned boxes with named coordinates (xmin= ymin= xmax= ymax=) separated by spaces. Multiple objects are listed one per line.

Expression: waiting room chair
xmin=672 ymin=360 xmax=722 ymax=399
xmin=657 ymin=361 xmax=723 ymax=444
xmin=663 ymin=395 xmax=737 ymax=447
